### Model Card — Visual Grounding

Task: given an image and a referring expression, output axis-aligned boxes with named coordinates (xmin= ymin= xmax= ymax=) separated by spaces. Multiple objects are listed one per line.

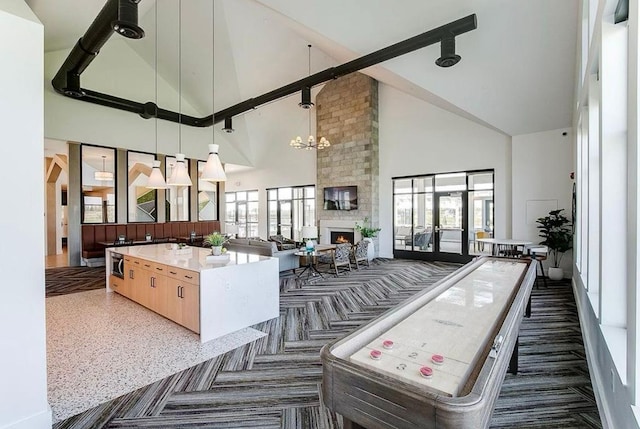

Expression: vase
xmin=212 ymin=246 xmax=223 ymax=256
xmin=364 ymin=237 xmax=375 ymax=261
xmin=548 ymin=267 xmax=563 ymax=280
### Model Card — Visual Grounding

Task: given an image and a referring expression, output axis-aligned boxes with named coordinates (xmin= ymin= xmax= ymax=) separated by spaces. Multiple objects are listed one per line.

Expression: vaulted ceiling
xmin=27 ymin=0 xmax=579 ymax=159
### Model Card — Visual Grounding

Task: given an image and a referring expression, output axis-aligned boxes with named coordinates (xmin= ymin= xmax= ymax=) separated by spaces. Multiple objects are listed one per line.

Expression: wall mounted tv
xmin=324 ymin=186 xmax=358 ymax=211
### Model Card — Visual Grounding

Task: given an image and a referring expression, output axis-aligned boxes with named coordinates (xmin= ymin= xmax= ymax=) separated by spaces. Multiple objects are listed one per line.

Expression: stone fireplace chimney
xmin=315 ymin=73 xmax=379 ymax=248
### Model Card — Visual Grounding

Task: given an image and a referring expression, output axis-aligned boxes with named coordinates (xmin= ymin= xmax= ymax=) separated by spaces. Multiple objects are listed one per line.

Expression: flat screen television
xmin=324 ymin=186 xmax=358 ymax=211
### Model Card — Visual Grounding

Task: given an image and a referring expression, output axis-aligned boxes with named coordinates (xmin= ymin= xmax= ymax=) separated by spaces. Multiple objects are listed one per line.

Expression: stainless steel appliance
xmin=111 ymin=252 xmax=124 ymax=278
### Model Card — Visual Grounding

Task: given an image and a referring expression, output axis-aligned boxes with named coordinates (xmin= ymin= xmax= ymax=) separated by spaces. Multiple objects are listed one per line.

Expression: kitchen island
xmin=105 ymin=244 xmax=279 ymax=343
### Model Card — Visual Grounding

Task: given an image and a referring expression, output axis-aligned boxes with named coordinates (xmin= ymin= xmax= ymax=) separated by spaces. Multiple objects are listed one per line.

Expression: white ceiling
xmin=28 ymin=0 xmax=579 ymax=147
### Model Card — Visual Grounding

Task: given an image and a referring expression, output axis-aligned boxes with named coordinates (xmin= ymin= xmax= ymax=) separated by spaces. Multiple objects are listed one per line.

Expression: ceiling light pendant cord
xmin=146 ymin=1 xmax=168 ymax=189
xmin=167 ymin=0 xmax=192 ymax=186
xmin=201 ymin=1 xmax=227 ymax=182
xmin=308 ymin=44 xmax=312 ymax=142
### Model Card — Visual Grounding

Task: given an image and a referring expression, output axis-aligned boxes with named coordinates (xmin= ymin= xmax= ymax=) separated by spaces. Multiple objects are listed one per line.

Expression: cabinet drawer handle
xmin=144 ymin=264 xmax=151 ymax=268
xmin=151 ymin=277 xmax=155 ymax=288
xmin=129 ymin=269 xmax=134 ymax=279
xmin=184 ymin=275 xmax=193 ymax=279
xmin=156 ymin=267 xmax=163 ymax=271
xmin=169 ymin=271 xmax=177 ymax=275
xmin=134 ymin=261 xmax=140 ymax=265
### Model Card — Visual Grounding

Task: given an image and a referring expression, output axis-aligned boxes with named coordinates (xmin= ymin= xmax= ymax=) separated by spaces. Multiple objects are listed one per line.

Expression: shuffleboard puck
xmin=432 ymin=354 xmax=444 ymax=365
xmin=382 ymin=340 xmax=394 ymax=349
xmin=370 ymin=349 xmax=382 ymax=360
xmin=419 ymin=366 xmax=433 ymax=378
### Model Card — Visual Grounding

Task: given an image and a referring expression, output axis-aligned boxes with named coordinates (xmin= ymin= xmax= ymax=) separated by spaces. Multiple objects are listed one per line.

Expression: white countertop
xmin=106 ymin=244 xmax=272 ymax=272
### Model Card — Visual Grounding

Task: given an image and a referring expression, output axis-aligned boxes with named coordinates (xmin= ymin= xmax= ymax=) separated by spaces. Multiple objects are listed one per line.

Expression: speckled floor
xmin=46 ymin=289 xmax=266 ymax=423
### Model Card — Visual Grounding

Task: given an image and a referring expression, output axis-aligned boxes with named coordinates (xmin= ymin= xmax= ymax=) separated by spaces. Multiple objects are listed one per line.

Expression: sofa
xmin=225 ymin=238 xmax=300 ymax=272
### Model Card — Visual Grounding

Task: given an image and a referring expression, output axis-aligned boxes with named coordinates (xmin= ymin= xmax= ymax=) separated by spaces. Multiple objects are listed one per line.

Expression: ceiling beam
xmin=51 ymin=0 xmax=476 ymax=129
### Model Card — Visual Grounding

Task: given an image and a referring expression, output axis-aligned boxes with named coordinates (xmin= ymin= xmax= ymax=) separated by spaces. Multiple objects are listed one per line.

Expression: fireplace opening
xmin=331 ymin=231 xmax=354 ymax=244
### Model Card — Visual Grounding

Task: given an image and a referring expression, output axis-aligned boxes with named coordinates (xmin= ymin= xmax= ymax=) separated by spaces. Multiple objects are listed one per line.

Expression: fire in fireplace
xmin=331 ymin=231 xmax=355 ymax=244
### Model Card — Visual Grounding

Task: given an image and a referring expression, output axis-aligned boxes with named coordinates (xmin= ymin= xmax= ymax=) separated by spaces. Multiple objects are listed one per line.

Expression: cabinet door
xmin=149 ymin=274 xmax=168 ymax=317
xmin=181 ymin=282 xmax=200 ymax=333
xmin=165 ymin=277 xmax=182 ymax=324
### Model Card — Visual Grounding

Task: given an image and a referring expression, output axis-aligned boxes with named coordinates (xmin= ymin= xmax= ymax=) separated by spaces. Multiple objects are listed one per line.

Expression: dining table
xmin=476 ymin=238 xmax=533 ymax=257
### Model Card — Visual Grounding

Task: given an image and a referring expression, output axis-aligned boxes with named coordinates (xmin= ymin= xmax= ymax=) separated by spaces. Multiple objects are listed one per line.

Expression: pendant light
xmin=167 ymin=0 xmax=192 ymax=187
xmin=201 ymin=2 xmax=227 ymax=183
xmin=146 ymin=1 xmax=168 ymax=189
xmin=95 ymin=155 xmax=113 ymax=181
xmin=289 ymin=45 xmax=330 ymax=150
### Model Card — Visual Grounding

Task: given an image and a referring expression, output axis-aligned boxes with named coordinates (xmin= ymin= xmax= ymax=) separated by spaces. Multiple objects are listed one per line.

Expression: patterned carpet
xmin=45 ymin=267 xmax=106 ymax=297
xmin=46 ymin=259 xmax=602 ymax=429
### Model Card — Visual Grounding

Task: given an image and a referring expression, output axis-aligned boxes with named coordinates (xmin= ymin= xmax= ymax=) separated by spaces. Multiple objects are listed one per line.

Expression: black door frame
xmin=392 ymin=170 xmax=494 ymax=264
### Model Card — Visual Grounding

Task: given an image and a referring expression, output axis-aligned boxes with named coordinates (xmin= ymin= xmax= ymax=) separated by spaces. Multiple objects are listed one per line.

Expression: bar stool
xmin=522 ymin=246 xmax=548 ymax=288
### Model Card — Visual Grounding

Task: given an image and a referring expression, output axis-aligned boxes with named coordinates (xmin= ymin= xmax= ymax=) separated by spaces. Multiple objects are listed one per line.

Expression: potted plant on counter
xmin=536 ymin=209 xmax=572 ymax=280
xmin=204 ymin=232 xmax=226 ymax=256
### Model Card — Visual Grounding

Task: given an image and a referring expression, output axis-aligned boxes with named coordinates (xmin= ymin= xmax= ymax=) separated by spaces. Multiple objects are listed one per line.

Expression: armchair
xmin=318 ymin=243 xmax=352 ymax=276
xmin=268 ymin=234 xmax=297 ymax=250
xmin=352 ymin=240 xmax=370 ymax=269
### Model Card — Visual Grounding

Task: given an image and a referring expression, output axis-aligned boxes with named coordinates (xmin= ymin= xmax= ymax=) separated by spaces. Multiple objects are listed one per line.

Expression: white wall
xmin=377 ymin=84 xmax=513 ymax=258
xmin=0 ymin=2 xmax=51 ymax=428
xmin=512 ymin=128 xmax=573 ymax=274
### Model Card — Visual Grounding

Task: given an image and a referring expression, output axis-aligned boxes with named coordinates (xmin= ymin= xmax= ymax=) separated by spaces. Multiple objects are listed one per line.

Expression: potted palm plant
xmin=536 ymin=209 xmax=572 ymax=280
xmin=204 ymin=232 xmax=226 ymax=256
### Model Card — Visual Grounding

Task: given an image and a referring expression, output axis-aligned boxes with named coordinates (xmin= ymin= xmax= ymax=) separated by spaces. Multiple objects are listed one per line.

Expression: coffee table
xmin=295 ymin=251 xmax=325 ymax=282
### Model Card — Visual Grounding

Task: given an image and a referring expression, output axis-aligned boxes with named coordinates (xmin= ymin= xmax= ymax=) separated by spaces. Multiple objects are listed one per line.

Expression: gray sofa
xmin=225 ymin=238 xmax=300 ymax=272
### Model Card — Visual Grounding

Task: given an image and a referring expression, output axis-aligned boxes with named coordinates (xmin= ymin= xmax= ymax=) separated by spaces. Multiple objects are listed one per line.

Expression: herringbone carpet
xmin=47 ymin=259 xmax=602 ymax=429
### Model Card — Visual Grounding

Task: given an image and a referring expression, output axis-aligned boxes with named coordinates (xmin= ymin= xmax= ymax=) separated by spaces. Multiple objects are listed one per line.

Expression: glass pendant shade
xmin=147 ymin=160 xmax=168 ymax=189
xmin=201 ymin=144 xmax=226 ymax=182
xmin=167 ymin=153 xmax=192 ymax=186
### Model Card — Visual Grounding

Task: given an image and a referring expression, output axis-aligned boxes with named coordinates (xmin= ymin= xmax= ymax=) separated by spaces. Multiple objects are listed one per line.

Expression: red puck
xmin=432 ymin=354 xmax=444 ymax=365
xmin=419 ymin=366 xmax=433 ymax=378
xmin=383 ymin=340 xmax=394 ymax=349
xmin=370 ymin=349 xmax=382 ymax=360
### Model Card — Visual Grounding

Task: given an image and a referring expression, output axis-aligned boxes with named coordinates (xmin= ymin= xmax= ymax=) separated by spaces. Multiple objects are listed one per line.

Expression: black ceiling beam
xmin=51 ymin=0 xmax=476 ymax=128
xmin=211 ymin=14 xmax=476 ymax=125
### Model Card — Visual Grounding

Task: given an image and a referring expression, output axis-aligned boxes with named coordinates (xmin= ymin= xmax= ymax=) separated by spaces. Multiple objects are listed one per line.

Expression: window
xmin=127 ymin=151 xmax=157 ymax=222
xmin=267 ymin=185 xmax=315 ymax=241
xmin=197 ymin=160 xmax=219 ymax=220
xmin=226 ymin=190 xmax=259 ymax=238
xmin=393 ymin=170 xmax=494 ymax=261
xmin=165 ymin=155 xmax=190 ymax=221
xmin=81 ymin=145 xmax=116 ymax=224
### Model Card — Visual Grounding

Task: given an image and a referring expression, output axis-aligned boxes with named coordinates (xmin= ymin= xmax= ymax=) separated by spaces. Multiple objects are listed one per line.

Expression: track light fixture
xmin=222 ymin=117 xmax=234 ymax=133
xmin=435 ymin=33 xmax=461 ymax=67
xmin=112 ymin=0 xmax=145 ymax=39
xmin=299 ymin=86 xmax=314 ymax=109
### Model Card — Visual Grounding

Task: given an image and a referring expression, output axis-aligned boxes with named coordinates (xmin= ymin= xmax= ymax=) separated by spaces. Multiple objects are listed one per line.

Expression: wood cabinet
xmin=109 ymin=274 xmax=130 ymax=297
xmin=165 ymin=273 xmax=200 ymax=333
xmin=118 ymin=254 xmax=198 ymax=333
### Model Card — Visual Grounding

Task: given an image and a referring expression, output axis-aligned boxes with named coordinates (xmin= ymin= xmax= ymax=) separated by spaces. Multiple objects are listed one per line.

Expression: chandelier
xmin=290 ymin=45 xmax=330 ymax=150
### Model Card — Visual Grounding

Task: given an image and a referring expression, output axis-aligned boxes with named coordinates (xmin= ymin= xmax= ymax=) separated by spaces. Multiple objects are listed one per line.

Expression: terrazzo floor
xmin=46 ymin=289 xmax=266 ymax=423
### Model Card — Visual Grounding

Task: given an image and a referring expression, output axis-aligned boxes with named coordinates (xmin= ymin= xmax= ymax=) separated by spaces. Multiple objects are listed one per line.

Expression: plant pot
xmin=211 ymin=246 xmax=223 ymax=256
xmin=548 ymin=267 xmax=563 ymax=280
xmin=364 ymin=237 xmax=375 ymax=261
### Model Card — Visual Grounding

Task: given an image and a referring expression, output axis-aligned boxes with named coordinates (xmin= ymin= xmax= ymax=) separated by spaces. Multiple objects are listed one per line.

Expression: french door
xmin=393 ymin=170 xmax=493 ymax=264
xmin=432 ymin=191 xmax=470 ymax=262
